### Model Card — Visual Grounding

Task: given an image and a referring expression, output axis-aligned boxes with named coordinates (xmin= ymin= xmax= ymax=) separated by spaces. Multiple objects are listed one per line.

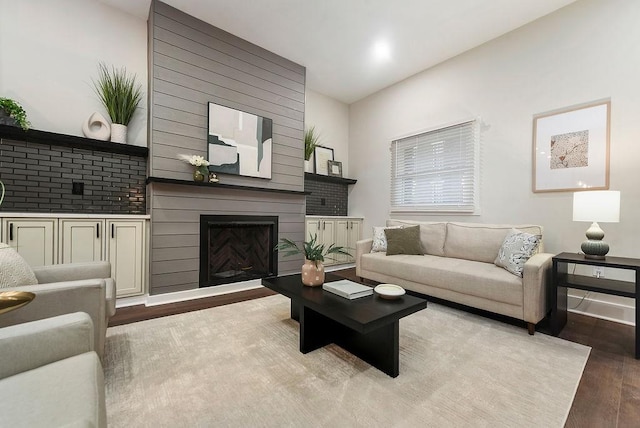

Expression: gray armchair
xmin=0 ymin=312 xmax=107 ymax=428
xmin=0 ymin=261 xmax=116 ymax=358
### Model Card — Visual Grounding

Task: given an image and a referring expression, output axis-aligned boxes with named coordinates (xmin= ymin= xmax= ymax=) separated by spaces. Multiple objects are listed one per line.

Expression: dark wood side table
xmin=551 ymin=252 xmax=640 ymax=358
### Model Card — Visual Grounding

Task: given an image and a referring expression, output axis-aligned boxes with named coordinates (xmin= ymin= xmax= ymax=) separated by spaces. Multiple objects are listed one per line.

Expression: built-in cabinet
xmin=1 ymin=215 xmax=148 ymax=298
xmin=305 ymin=216 xmax=363 ymax=266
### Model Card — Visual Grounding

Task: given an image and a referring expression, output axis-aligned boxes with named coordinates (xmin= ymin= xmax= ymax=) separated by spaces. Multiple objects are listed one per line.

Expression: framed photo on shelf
xmin=328 ymin=160 xmax=343 ymax=177
xmin=532 ymin=100 xmax=610 ymax=193
xmin=314 ymin=146 xmax=334 ymax=175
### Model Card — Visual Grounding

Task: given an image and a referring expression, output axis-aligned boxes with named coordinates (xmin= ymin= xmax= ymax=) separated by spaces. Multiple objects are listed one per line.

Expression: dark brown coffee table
xmin=261 ymin=273 xmax=427 ymax=377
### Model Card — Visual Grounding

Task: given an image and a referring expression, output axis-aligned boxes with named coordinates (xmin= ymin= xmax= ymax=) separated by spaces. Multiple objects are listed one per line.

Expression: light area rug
xmin=104 ymin=294 xmax=590 ymax=427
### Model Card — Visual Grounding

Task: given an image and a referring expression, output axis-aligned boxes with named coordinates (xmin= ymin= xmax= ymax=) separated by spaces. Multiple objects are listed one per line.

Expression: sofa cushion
xmin=444 ymin=223 xmax=543 ymax=263
xmin=360 ymin=252 xmax=523 ymax=306
xmin=386 ymin=220 xmax=446 ymax=256
xmin=495 ymin=229 xmax=542 ymax=277
xmin=385 ymin=226 xmax=423 ymax=255
xmin=371 ymin=225 xmax=402 ymax=252
xmin=0 ymin=352 xmax=106 ymax=428
xmin=0 ymin=243 xmax=38 ymax=288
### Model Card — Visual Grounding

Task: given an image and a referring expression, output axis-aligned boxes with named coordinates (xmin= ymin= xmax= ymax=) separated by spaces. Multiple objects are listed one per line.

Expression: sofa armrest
xmin=522 ymin=252 xmax=554 ymax=324
xmin=0 ymin=279 xmax=107 ymax=358
xmin=32 ymin=261 xmax=111 ymax=284
xmin=0 ymin=312 xmax=94 ymax=379
xmin=355 ymin=239 xmax=373 ymax=277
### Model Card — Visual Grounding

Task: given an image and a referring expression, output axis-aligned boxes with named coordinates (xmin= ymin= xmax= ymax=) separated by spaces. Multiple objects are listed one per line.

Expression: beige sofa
xmin=356 ymin=220 xmax=554 ymax=334
xmin=0 ymin=261 xmax=116 ymax=358
xmin=0 ymin=312 xmax=106 ymax=427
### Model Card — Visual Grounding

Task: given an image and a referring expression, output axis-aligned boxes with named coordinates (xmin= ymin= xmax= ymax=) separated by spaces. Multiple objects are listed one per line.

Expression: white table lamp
xmin=572 ymin=190 xmax=620 ymax=259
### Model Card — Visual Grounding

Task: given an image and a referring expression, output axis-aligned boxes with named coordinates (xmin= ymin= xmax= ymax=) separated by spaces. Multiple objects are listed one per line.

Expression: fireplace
xmin=199 ymin=215 xmax=278 ymax=287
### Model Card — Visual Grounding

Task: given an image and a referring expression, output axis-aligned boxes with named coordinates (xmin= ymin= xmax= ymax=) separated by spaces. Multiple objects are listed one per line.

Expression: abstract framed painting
xmin=532 ymin=100 xmax=610 ymax=193
xmin=207 ymin=102 xmax=273 ymax=179
xmin=314 ymin=146 xmax=334 ymax=175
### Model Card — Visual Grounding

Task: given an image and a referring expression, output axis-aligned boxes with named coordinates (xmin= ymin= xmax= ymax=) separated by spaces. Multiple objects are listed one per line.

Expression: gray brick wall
xmin=304 ymin=178 xmax=348 ymax=216
xmin=0 ymin=139 xmax=146 ymax=214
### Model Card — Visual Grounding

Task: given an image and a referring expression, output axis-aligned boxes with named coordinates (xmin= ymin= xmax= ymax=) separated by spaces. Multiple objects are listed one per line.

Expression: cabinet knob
xmin=97 ymin=223 xmax=100 ymax=239
xmin=111 ymin=224 xmax=115 ymax=239
xmin=9 ymin=223 xmax=13 ymax=241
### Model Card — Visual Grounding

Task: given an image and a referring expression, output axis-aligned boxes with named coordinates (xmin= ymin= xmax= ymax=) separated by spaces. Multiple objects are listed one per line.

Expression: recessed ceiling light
xmin=372 ymin=39 xmax=391 ymax=62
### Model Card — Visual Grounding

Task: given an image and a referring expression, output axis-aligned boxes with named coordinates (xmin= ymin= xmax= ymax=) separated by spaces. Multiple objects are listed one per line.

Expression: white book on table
xmin=322 ymin=279 xmax=373 ymax=299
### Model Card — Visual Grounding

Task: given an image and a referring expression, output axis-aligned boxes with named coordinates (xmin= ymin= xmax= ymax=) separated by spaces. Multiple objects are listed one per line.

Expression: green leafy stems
xmin=304 ymin=126 xmax=321 ymax=161
xmin=92 ymin=62 xmax=142 ymax=125
xmin=275 ymin=233 xmax=351 ymax=267
xmin=0 ymin=98 xmax=30 ymax=130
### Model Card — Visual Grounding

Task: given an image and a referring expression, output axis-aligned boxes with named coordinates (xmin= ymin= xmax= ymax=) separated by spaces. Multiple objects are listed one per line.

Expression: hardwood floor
xmin=109 ymin=268 xmax=640 ymax=427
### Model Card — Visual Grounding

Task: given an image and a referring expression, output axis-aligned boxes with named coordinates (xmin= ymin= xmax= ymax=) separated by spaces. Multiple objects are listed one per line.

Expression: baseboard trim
xmin=568 ymin=292 xmax=635 ymax=326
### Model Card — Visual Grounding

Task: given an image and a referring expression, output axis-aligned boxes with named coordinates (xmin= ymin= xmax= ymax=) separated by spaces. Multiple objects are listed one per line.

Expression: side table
xmin=551 ymin=252 xmax=640 ymax=358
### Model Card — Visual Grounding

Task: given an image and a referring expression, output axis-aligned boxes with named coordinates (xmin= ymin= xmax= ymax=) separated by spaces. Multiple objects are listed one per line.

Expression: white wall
xmin=0 ymin=0 xmax=148 ymax=146
xmin=349 ymin=0 xmax=640 ymax=322
xmin=305 ymin=89 xmax=350 ymax=176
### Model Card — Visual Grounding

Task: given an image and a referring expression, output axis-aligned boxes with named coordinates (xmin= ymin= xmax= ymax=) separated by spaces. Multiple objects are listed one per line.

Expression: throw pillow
xmin=0 ymin=243 xmax=38 ymax=288
xmin=494 ymin=228 xmax=541 ymax=277
xmin=371 ymin=225 xmax=403 ymax=252
xmin=385 ymin=226 xmax=424 ymax=256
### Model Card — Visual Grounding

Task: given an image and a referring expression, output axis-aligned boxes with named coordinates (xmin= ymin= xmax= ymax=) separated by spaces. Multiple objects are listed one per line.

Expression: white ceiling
xmin=99 ymin=0 xmax=577 ymax=104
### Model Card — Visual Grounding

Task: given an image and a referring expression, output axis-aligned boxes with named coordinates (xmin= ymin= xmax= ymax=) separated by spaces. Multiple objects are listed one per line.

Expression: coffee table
xmin=261 ymin=273 xmax=427 ymax=377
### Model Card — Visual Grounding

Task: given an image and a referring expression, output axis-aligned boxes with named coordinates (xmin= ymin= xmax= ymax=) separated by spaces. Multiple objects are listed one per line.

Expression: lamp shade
xmin=572 ymin=190 xmax=620 ymax=223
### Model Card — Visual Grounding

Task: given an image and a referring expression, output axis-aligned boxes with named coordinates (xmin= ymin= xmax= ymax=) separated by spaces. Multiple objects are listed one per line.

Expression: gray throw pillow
xmin=494 ymin=228 xmax=541 ymax=277
xmin=384 ymin=226 xmax=424 ymax=256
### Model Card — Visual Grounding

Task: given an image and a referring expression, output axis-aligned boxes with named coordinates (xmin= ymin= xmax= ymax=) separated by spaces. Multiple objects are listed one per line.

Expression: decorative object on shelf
xmin=328 ymin=160 xmax=343 ymax=177
xmin=304 ymin=126 xmax=320 ymax=173
xmin=92 ymin=62 xmax=143 ymax=144
xmin=81 ymin=112 xmax=111 ymax=141
xmin=0 ymin=98 xmax=31 ymax=130
xmin=374 ymin=284 xmax=406 ymax=300
xmin=314 ymin=145 xmax=334 ymax=175
xmin=208 ymin=172 xmax=219 ymax=183
xmin=533 ymin=100 xmax=610 ymax=192
xmin=207 ymin=101 xmax=273 ymax=179
xmin=0 ymin=179 xmax=4 ymax=206
xmin=572 ymin=190 xmax=620 ymax=259
xmin=179 ymin=154 xmax=210 ymax=182
xmin=275 ymin=233 xmax=351 ymax=286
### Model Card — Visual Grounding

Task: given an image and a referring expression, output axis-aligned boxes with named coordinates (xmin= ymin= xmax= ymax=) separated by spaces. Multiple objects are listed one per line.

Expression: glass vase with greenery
xmin=92 ymin=62 xmax=142 ymax=126
xmin=304 ymin=126 xmax=321 ymax=161
xmin=0 ymin=98 xmax=30 ymax=130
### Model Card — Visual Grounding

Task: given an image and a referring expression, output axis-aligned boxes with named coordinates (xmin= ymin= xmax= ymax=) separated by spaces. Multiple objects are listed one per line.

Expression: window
xmin=390 ymin=120 xmax=479 ymax=213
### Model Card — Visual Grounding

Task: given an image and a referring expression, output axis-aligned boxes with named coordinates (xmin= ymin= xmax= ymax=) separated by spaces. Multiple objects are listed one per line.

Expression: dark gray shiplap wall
xmin=148 ymin=1 xmax=306 ymax=294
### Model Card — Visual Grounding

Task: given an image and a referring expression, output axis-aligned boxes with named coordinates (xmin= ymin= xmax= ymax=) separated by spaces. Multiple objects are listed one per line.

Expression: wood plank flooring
xmin=109 ymin=268 xmax=640 ymax=427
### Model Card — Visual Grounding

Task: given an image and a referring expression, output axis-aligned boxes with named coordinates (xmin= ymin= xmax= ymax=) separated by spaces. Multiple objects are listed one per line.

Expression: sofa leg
xmin=527 ymin=323 xmax=535 ymax=335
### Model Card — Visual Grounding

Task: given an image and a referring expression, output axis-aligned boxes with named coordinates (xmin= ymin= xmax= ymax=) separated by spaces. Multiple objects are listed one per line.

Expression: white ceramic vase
xmin=82 ymin=112 xmax=111 ymax=141
xmin=110 ymin=123 xmax=128 ymax=144
xmin=304 ymin=160 xmax=314 ymax=173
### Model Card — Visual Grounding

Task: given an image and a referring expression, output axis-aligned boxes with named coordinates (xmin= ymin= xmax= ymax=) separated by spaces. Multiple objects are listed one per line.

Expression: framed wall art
xmin=207 ymin=102 xmax=273 ymax=179
xmin=328 ymin=160 xmax=343 ymax=177
xmin=314 ymin=146 xmax=334 ymax=175
xmin=532 ymin=100 xmax=610 ymax=193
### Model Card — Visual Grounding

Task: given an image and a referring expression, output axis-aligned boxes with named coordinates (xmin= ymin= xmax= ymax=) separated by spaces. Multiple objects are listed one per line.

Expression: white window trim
xmin=389 ymin=118 xmax=481 ymax=215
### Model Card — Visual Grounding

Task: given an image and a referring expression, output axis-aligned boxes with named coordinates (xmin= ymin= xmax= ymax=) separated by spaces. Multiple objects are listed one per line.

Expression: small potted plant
xmin=92 ymin=62 xmax=143 ymax=144
xmin=275 ymin=233 xmax=351 ymax=286
xmin=0 ymin=98 xmax=31 ymax=130
xmin=304 ymin=126 xmax=320 ymax=173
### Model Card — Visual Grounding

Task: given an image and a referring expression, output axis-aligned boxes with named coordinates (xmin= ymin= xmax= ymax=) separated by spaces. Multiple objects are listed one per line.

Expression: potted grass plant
xmin=275 ymin=233 xmax=351 ymax=286
xmin=92 ymin=62 xmax=142 ymax=144
xmin=304 ymin=126 xmax=320 ymax=173
xmin=0 ymin=98 xmax=30 ymax=130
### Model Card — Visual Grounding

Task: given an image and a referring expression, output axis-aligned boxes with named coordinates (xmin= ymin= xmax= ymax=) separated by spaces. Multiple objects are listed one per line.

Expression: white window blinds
xmin=390 ymin=120 xmax=479 ymax=213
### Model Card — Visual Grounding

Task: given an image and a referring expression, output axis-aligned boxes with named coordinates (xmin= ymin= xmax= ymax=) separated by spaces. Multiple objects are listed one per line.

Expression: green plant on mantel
xmin=0 ymin=98 xmax=31 ymax=130
xmin=92 ymin=62 xmax=142 ymax=125
xmin=275 ymin=233 xmax=351 ymax=266
xmin=304 ymin=126 xmax=321 ymax=161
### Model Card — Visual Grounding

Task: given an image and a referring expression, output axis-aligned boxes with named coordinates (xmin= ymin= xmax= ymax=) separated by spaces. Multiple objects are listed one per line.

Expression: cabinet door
xmin=347 ymin=220 xmax=362 ymax=263
xmin=59 ymin=220 xmax=104 ymax=264
xmin=107 ymin=220 xmax=145 ymax=297
xmin=2 ymin=219 xmax=57 ymax=267
xmin=335 ymin=220 xmax=350 ymax=264
xmin=305 ymin=219 xmax=321 ymax=243
xmin=318 ymin=219 xmax=336 ymax=265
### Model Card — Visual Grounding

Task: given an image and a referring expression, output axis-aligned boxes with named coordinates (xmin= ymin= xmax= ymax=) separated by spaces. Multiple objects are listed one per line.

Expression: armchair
xmin=0 ymin=312 xmax=107 ymax=428
xmin=0 ymin=261 xmax=116 ymax=358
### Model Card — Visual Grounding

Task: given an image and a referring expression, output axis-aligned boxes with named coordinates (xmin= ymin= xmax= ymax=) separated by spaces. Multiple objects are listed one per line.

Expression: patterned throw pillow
xmin=371 ymin=226 xmax=402 ymax=252
xmin=0 ymin=243 xmax=38 ymax=288
xmin=494 ymin=229 xmax=541 ymax=277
